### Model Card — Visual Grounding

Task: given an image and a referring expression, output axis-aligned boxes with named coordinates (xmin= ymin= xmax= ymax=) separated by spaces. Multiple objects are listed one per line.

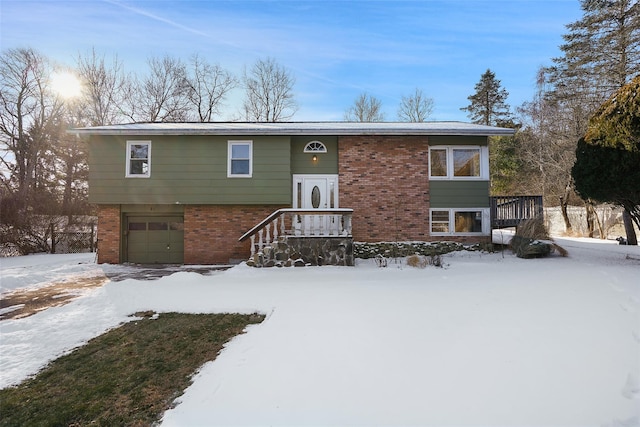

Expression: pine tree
xmin=546 ymin=0 xmax=640 ymax=123
xmin=461 ymin=69 xmax=511 ymax=126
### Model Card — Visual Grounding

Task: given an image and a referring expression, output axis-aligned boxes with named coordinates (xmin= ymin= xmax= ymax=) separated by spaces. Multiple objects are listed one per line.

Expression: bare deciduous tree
xmin=0 ymin=48 xmax=89 ymax=252
xmin=75 ymin=48 xmax=131 ymax=126
xmin=185 ymin=54 xmax=237 ymax=122
xmin=242 ymin=58 xmax=297 ymax=122
xmin=517 ymin=68 xmax=584 ymax=233
xmin=128 ymin=55 xmax=190 ymax=122
xmin=344 ymin=92 xmax=384 ymax=122
xmin=0 ymin=48 xmax=63 ymax=201
xmin=397 ymin=88 xmax=434 ymax=122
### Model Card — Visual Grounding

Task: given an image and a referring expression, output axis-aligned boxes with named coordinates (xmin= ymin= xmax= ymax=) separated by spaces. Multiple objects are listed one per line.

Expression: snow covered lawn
xmin=1 ymin=237 xmax=638 ymax=426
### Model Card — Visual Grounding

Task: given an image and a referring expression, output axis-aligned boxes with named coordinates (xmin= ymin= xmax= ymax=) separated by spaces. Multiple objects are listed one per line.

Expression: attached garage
xmin=125 ymin=215 xmax=184 ymax=264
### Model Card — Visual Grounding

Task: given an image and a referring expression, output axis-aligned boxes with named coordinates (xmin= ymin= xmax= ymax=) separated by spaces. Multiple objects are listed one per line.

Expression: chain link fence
xmin=51 ymin=226 xmax=96 ymax=254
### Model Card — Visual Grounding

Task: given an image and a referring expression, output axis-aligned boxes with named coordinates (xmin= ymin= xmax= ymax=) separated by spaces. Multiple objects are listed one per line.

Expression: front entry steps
xmin=245 ymin=236 xmax=354 ymax=268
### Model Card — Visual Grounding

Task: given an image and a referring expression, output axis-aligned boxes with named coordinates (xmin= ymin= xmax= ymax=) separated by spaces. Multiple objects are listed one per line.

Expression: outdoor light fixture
xmin=312 ymin=154 xmax=318 ymax=162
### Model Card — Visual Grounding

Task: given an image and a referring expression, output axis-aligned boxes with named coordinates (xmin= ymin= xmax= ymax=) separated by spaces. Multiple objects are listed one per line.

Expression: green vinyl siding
xmin=290 ymin=136 xmax=338 ymax=174
xmin=88 ymin=135 xmax=291 ymax=205
xmin=430 ymin=181 xmax=490 ymax=208
xmin=121 ymin=204 xmax=184 ymax=214
xmin=429 ymin=135 xmax=488 ymax=146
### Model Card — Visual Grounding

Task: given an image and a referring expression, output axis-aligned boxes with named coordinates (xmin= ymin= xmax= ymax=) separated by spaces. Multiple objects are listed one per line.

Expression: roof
xmin=71 ymin=121 xmax=515 ymax=137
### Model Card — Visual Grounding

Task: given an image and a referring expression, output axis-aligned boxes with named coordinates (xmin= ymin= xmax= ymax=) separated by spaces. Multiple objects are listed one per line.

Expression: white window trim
xmin=126 ymin=140 xmax=151 ymax=178
xmin=430 ymin=208 xmax=490 ymax=236
xmin=429 ymin=146 xmax=489 ymax=180
xmin=227 ymin=140 xmax=253 ymax=178
xmin=303 ymin=141 xmax=327 ymax=153
xmin=428 ymin=147 xmax=448 ymax=179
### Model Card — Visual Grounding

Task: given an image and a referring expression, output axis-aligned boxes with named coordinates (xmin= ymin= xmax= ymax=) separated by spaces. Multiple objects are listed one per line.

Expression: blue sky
xmin=1 ymin=0 xmax=583 ymax=122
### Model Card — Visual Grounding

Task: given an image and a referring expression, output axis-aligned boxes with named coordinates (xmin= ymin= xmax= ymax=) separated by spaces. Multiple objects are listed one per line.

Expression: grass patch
xmin=406 ymin=254 xmax=443 ymax=268
xmin=0 ymin=312 xmax=265 ymax=426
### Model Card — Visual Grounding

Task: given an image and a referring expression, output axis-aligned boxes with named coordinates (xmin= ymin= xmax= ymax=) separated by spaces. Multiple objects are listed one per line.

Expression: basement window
xmin=430 ymin=208 xmax=489 ymax=235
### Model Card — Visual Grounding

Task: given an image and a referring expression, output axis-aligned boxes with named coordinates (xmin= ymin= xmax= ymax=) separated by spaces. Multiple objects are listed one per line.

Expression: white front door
xmin=293 ymin=175 xmax=339 ymax=235
xmin=293 ymin=174 xmax=339 ymax=209
xmin=303 ymin=178 xmax=328 ymax=209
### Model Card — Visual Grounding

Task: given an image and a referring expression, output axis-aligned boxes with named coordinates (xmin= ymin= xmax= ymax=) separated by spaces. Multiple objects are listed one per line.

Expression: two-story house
xmin=73 ymin=122 xmax=514 ymax=265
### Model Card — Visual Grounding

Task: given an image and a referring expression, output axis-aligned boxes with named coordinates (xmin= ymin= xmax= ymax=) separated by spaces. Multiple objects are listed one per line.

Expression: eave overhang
xmin=70 ymin=121 xmax=516 ymax=137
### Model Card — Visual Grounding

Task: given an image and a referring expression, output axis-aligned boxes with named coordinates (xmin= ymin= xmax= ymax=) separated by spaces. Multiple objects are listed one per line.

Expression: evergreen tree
xmin=489 ymin=121 xmax=525 ymax=196
xmin=572 ymin=75 xmax=640 ymax=244
xmin=546 ymin=0 xmax=640 ymax=127
xmin=461 ymin=69 xmax=511 ymax=126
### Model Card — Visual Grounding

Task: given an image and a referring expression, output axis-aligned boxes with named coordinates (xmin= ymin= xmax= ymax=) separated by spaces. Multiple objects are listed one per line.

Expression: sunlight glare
xmin=51 ymin=71 xmax=83 ymax=99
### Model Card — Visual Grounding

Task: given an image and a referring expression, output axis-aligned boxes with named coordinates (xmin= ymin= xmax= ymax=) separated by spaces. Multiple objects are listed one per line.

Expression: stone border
xmin=354 ymin=241 xmax=488 ymax=259
xmin=246 ymin=239 xmax=491 ymax=268
xmin=246 ymin=237 xmax=354 ymax=268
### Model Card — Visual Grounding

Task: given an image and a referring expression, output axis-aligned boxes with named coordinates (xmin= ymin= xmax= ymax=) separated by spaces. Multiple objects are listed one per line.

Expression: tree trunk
xmin=593 ymin=205 xmax=605 ymax=239
xmin=585 ymin=203 xmax=595 ymax=237
xmin=623 ymin=209 xmax=638 ymax=245
xmin=585 ymin=201 xmax=605 ymax=238
xmin=560 ymin=196 xmax=572 ymax=234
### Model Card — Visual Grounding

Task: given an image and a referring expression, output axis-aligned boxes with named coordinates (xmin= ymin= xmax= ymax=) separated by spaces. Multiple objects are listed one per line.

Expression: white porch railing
xmin=239 ymin=208 xmax=353 ymax=257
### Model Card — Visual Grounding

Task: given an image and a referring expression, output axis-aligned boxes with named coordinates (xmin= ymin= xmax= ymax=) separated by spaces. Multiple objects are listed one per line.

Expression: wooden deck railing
xmin=239 ymin=208 xmax=353 ymax=257
xmin=490 ymin=196 xmax=543 ymax=228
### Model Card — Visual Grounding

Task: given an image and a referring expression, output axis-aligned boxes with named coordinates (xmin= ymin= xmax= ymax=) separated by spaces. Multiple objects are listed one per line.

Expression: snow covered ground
xmin=1 ymin=237 xmax=638 ymax=426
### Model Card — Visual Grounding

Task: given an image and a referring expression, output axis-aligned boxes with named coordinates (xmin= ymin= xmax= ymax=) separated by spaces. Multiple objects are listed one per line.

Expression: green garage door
xmin=126 ymin=216 xmax=184 ymax=264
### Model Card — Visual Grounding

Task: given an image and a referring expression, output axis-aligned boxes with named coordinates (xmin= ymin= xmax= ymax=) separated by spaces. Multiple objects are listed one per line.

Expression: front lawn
xmin=0 ymin=312 xmax=264 ymax=426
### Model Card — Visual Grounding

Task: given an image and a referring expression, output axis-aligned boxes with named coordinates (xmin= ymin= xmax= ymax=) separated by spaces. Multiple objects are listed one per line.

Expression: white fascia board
xmin=69 ymin=121 xmax=516 ymax=137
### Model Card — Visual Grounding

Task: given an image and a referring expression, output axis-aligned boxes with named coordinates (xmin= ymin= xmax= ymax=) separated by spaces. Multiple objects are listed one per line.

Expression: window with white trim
xmin=303 ymin=141 xmax=327 ymax=153
xmin=430 ymin=208 xmax=490 ymax=235
xmin=429 ymin=146 xmax=488 ymax=179
xmin=126 ymin=141 xmax=151 ymax=177
xmin=228 ymin=140 xmax=252 ymax=177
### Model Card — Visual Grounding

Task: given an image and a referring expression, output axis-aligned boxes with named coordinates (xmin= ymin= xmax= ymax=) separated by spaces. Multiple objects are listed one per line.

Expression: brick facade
xmin=184 ymin=205 xmax=284 ymax=264
xmin=96 ymin=204 xmax=284 ymax=265
xmin=339 ymin=135 xmax=431 ymax=242
xmin=96 ymin=205 xmax=121 ymax=264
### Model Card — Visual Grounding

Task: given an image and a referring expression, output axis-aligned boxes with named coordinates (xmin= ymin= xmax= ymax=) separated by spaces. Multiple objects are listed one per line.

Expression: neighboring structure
xmin=73 ymin=122 xmax=514 ymax=265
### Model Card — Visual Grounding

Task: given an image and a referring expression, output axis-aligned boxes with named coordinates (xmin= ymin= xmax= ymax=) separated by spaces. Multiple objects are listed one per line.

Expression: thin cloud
xmin=103 ymin=0 xmax=211 ymax=39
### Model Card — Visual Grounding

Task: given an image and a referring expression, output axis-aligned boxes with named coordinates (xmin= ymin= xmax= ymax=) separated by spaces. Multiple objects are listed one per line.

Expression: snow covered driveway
xmin=1 ymin=237 xmax=638 ymax=426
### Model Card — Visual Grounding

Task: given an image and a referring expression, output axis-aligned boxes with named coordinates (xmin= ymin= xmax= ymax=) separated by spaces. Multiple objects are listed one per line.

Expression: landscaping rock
xmin=353 ymin=241 xmax=481 ymax=259
xmin=246 ymin=237 xmax=355 ymax=268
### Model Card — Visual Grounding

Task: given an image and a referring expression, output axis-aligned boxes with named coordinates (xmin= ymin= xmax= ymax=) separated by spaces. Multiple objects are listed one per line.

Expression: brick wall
xmin=97 ymin=205 xmax=121 ymax=263
xmin=184 ymin=205 xmax=285 ymax=264
xmin=339 ymin=135 xmax=431 ymax=242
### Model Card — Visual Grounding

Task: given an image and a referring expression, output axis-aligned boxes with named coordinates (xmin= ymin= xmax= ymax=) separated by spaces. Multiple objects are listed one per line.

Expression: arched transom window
xmin=303 ymin=141 xmax=327 ymax=153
